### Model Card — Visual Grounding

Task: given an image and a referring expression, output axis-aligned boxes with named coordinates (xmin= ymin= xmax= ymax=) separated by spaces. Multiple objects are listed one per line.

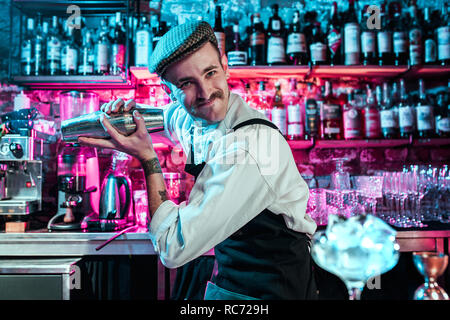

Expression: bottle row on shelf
xmin=16 ymin=0 xmax=450 ymax=79
xmin=218 ymin=0 xmax=450 ymax=67
xmin=20 ymin=13 xmax=128 ymax=77
xmin=239 ymin=77 xmax=449 ymax=143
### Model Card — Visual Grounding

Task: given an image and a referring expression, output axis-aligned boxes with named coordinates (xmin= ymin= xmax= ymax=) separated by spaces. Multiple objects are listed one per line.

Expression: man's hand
xmin=78 ymin=98 xmax=156 ymax=162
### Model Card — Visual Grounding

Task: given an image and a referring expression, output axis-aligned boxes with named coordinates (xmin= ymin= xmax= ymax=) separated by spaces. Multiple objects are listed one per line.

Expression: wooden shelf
xmin=130 ymin=65 xmax=450 ymax=81
xmin=315 ymin=139 xmax=409 ymax=149
xmin=11 ymin=74 xmax=134 ymax=90
xmin=287 ymin=138 xmax=450 ymax=150
xmin=412 ymin=138 xmax=450 ymax=147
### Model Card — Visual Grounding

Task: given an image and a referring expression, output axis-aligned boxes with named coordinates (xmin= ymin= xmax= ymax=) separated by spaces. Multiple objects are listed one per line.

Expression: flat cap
xmin=149 ymin=20 xmax=218 ymax=77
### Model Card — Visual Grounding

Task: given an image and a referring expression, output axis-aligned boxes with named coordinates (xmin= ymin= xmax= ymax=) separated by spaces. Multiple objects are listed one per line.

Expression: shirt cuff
xmin=148 ymin=200 xmax=179 ymax=245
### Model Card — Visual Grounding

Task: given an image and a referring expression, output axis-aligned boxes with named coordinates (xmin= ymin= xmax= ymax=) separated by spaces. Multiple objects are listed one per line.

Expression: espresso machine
xmin=47 ymin=144 xmax=99 ymax=231
xmin=0 ymin=108 xmax=43 ymax=232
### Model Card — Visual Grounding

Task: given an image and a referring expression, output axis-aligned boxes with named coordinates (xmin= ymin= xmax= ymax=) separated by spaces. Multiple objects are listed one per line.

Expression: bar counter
xmin=0 ymin=226 xmax=448 ymax=256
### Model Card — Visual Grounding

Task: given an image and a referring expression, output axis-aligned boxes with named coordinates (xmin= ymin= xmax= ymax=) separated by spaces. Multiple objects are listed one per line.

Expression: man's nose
xmin=196 ymin=81 xmax=213 ymax=100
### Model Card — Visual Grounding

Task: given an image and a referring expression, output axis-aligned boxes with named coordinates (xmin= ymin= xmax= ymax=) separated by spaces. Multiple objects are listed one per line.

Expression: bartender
xmin=79 ymin=20 xmax=318 ymax=300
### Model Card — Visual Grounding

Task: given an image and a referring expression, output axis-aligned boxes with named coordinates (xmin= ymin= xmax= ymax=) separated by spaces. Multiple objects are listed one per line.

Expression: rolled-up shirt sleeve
xmin=148 ymin=145 xmax=276 ymax=268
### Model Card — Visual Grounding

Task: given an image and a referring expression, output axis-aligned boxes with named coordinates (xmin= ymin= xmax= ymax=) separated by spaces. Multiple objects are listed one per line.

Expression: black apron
xmin=170 ymin=119 xmax=317 ymax=300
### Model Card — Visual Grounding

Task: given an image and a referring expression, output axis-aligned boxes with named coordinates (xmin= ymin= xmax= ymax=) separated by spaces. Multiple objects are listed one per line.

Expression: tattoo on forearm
xmin=158 ymin=190 xmax=168 ymax=202
xmin=141 ymin=157 xmax=162 ymax=176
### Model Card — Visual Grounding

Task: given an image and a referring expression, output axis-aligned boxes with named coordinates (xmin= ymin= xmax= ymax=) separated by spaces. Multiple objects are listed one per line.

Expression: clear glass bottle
xmin=286 ymin=78 xmax=303 ymax=140
xmin=437 ymin=2 xmax=450 ymax=66
xmin=256 ymin=81 xmax=272 ymax=120
xmin=380 ymin=82 xmax=398 ymax=139
xmin=377 ymin=2 xmax=393 ymax=66
xmin=34 ymin=14 xmax=45 ymax=76
xmin=398 ymin=79 xmax=415 ymax=138
xmin=135 ymin=15 xmax=152 ymax=68
xmin=78 ymin=30 xmax=95 ymax=75
xmin=271 ymin=82 xmax=287 ymax=136
xmin=361 ymin=5 xmax=377 ymax=65
xmin=416 ymin=79 xmax=435 ymax=138
xmin=21 ymin=17 xmax=34 ymax=76
xmin=343 ymin=0 xmax=361 ymax=65
xmin=46 ymin=16 xmax=62 ymax=76
xmin=94 ymin=17 xmax=110 ymax=75
xmin=423 ymin=7 xmax=437 ymax=65
xmin=392 ymin=2 xmax=409 ymax=66
xmin=343 ymin=90 xmax=363 ymax=140
xmin=61 ymin=24 xmax=79 ymax=75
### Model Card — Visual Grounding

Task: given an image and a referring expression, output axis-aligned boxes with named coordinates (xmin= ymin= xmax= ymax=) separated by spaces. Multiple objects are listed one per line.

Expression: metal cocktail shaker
xmin=61 ymin=107 xmax=164 ymax=142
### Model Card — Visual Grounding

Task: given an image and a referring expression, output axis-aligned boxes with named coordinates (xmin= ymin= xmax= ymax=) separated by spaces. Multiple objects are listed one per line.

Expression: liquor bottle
xmin=34 ymin=14 xmax=45 ymax=76
xmin=227 ymin=23 xmax=247 ymax=66
xmin=327 ymin=2 xmax=342 ymax=66
xmin=286 ymin=10 xmax=308 ymax=65
xmin=286 ymin=79 xmax=303 ymax=140
xmin=423 ymin=8 xmax=437 ymax=65
xmin=309 ymin=18 xmax=328 ymax=65
xmin=377 ymin=2 xmax=394 ymax=65
xmin=398 ymin=79 xmax=415 ymax=138
xmin=436 ymin=90 xmax=450 ymax=137
xmin=135 ymin=15 xmax=152 ymax=68
xmin=391 ymin=81 xmax=400 ymax=133
xmin=343 ymin=90 xmax=363 ymax=140
xmin=256 ymin=81 xmax=272 ymax=120
xmin=437 ymin=3 xmax=450 ymax=66
xmin=152 ymin=20 xmax=167 ymax=50
xmin=379 ymin=82 xmax=398 ymax=139
xmin=249 ymin=13 xmax=266 ymax=65
xmin=94 ymin=17 xmax=110 ymax=75
xmin=214 ymin=5 xmax=226 ymax=57
xmin=416 ymin=79 xmax=435 ymax=138
xmin=78 ymin=30 xmax=95 ymax=75
xmin=361 ymin=6 xmax=377 ymax=65
xmin=271 ymin=82 xmax=287 ymax=136
xmin=304 ymin=83 xmax=320 ymax=140
xmin=267 ymin=4 xmax=286 ymax=65
xmin=46 ymin=16 xmax=62 ymax=75
xmin=363 ymin=85 xmax=381 ymax=139
xmin=21 ymin=18 xmax=34 ymax=76
xmin=41 ymin=20 xmax=49 ymax=74
xmin=392 ymin=2 xmax=409 ymax=66
xmin=61 ymin=24 xmax=78 ymax=75
xmin=343 ymin=0 xmax=361 ymax=65
xmin=110 ymin=12 xmax=126 ymax=75
xmin=320 ymin=81 xmax=342 ymax=140
xmin=408 ymin=2 xmax=423 ymax=66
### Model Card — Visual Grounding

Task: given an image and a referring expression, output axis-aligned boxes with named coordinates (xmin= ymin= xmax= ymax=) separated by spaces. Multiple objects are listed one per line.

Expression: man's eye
xmin=180 ymin=82 xmax=191 ymax=89
xmin=207 ymin=70 xmax=216 ymax=77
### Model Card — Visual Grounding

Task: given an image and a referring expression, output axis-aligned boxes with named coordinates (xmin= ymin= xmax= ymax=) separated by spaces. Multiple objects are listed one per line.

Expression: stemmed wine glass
xmin=311 ymin=214 xmax=400 ymax=300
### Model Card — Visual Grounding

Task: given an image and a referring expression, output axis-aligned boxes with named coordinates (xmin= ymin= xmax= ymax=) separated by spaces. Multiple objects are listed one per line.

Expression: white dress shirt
xmin=148 ymin=92 xmax=317 ymax=268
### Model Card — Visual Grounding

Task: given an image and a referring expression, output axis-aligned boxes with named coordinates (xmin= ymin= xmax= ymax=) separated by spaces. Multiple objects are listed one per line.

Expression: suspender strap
xmin=232 ymin=118 xmax=281 ymax=133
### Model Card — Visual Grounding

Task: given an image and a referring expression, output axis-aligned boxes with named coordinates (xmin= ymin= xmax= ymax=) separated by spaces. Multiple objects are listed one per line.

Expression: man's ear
xmin=221 ymin=54 xmax=230 ymax=80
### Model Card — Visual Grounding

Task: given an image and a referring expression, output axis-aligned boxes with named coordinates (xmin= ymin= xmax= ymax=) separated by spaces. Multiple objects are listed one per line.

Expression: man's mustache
xmin=195 ymin=90 xmax=224 ymax=107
